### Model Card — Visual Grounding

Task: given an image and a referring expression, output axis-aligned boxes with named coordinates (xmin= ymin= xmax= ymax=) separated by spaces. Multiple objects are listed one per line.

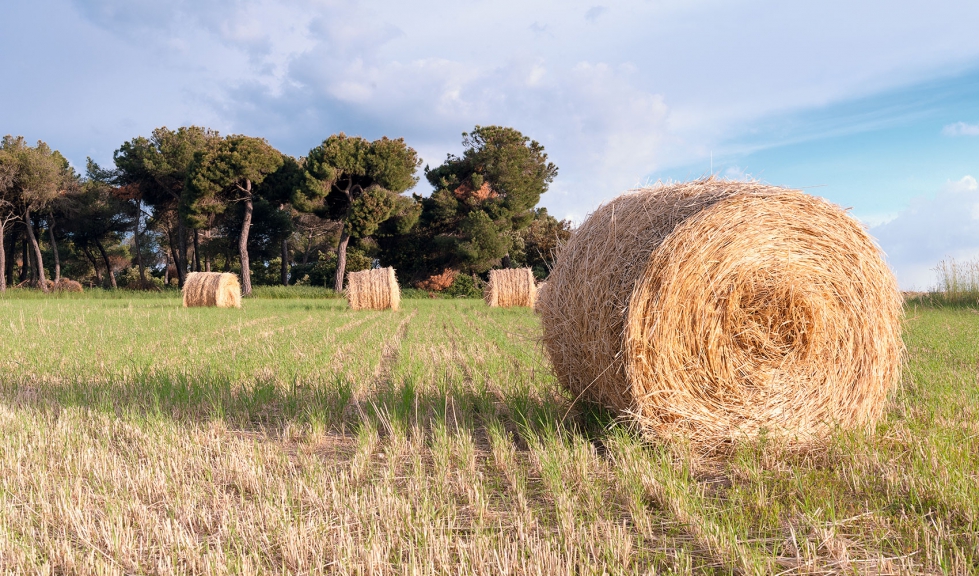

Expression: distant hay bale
xmin=537 ymin=178 xmax=904 ymax=447
xmin=347 ymin=267 xmax=401 ymax=311
xmin=182 ymin=272 xmax=242 ymax=308
xmin=485 ymin=268 xmax=537 ymax=308
xmin=53 ymin=279 xmax=83 ymax=293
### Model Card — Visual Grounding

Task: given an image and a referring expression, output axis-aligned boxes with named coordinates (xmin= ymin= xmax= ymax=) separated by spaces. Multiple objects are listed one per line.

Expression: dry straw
xmin=54 ymin=279 xmax=84 ymax=293
xmin=485 ymin=268 xmax=537 ymax=308
xmin=43 ymin=279 xmax=84 ymax=292
xmin=347 ymin=267 xmax=401 ymax=311
xmin=182 ymin=272 xmax=242 ymax=308
xmin=537 ymin=178 xmax=903 ymax=447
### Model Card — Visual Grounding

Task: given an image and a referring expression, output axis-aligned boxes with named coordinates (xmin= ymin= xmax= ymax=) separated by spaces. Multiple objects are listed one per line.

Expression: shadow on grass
xmin=0 ymin=369 xmax=620 ymax=451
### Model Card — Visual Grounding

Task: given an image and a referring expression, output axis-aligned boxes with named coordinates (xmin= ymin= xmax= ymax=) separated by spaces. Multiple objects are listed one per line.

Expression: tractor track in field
xmin=372 ymin=308 xmax=417 ymax=387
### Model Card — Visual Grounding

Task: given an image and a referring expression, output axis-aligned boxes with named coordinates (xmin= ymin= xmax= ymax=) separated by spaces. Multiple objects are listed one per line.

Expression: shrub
xmin=444 ymin=273 xmax=483 ymax=298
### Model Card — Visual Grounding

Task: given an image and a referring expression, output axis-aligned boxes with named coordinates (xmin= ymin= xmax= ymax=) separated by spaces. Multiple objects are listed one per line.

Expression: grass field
xmin=0 ymin=292 xmax=977 ymax=574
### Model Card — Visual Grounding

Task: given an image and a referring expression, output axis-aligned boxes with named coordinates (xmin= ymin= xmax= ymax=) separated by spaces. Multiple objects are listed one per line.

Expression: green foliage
xmin=249 ymin=257 xmax=285 ymax=286
xmin=406 ymin=125 xmax=558 ymax=278
xmin=114 ymin=126 xmax=221 ymax=208
xmin=302 ymin=133 xmax=421 ymax=289
xmin=303 ymin=133 xmax=420 ymax=226
xmin=512 ymin=207 xmax=573 ymax=279
xmin=348 ymin=185 xmax=396 ymax=238
xmin=291 ymin=248 xmax=372 ymax=287
xmin=378 ymin=194 xmax=422 ymax=236
xmin=457 ymin=211 xmax=508 ymax=271
xmin=60 ymin=161 xmax=131 ymax=259
xmin=117 ymin=267 xmax=164 ymax=290
xmin=183 ymin=135 xmax=285 ymax=227
xmin=444 ymin=273 xmax=483 ymax=298
xmin=0 ymin=135 xmax=75 ymax=212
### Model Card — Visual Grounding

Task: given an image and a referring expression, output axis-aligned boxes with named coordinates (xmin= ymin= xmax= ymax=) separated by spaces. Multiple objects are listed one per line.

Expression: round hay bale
xmin=485 ymin=268 xmax=537 ymax=308
xmin=347 ymin=267 xmax=401 ymax=311
xmin=53 ymin=279 xmax=83 ymax=293
xmin=182 ymin=272 xmax=242 ymax=308
xmin=537 ymin=179 xmax=903 ymax=446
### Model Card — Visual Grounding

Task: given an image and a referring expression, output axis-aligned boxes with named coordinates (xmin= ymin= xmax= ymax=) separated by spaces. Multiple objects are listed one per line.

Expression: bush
xmin=251 ymin=258 xmax=286 ymax=286
xmin=291 ymin=250 xmax=372 ymax=288
xmin=444 ymin=273 xmax=483 ymax=298
xmin=116 ymin=268 xmax=164 ymax=291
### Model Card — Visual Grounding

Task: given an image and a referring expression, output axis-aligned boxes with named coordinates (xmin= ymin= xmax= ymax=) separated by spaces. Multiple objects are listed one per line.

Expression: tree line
xmin=0 ymin=126 xmax=571 ymax=295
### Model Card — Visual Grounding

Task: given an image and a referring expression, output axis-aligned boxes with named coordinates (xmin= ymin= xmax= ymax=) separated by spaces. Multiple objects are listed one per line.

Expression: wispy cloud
xmin=6 ymin=0 xmax=979 ymax=222
xmin=872 ymin=176 xmax=979 ymax=289
xmin=942 ymin=121 xmax=979 ymax=136
xmin=585 ymin=6 xmax=607 ymax=22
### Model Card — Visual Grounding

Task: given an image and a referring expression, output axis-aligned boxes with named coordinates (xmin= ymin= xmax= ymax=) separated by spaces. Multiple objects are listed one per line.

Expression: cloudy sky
xmin=2 ymin=0 xmax=979 ymax=289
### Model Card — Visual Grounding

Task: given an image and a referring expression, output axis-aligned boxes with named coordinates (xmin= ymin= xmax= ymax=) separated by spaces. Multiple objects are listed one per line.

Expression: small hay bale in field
xmin=347 ymin=267 xmax=401 ymax=311
xmin=485 ymin=268 xmax=537 ymax=308
xmin=537 ymin=178 xmax=903 ymax=447
xmin=53 ymin=279 xmax=83 ymax=292
xmin=182 ymin=272 xmax=242 ymax=308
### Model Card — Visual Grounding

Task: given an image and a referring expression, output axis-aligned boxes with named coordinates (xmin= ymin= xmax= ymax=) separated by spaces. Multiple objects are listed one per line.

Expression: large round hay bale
xmin=538 ymin=179 xmax=903 ymax=445
xmin=182 ymin=272 xmax=242 ymax=308
xmin=347 ymin=267 xmax=401 ymax=311
xmin=485 ymin=268 xmax=537 ymax=308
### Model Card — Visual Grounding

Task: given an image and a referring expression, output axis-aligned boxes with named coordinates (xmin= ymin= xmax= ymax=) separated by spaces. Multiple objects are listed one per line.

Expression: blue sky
xmin=2 ymin=0 xmax=978 ymax=288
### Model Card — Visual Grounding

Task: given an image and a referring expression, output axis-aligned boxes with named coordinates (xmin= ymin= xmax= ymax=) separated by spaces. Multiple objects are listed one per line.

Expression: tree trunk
xmin=302 ymin=232 xmax=312 ymax=264
xmin=193 ymin=228 xmax=202 ymax=272
xmin=47 ymin=216 xmax=61 ymax=283
xmin=0 ymin=220 xmax=6 ymax=292
xmin=26 ymin=233 xmax=36 ymax=285
xmin=165 ymin=225 xmax=180 ymax=281
xmin=334 ymin=184 xmax=356 ymax=292
xmin=164 ymin=250 xmax=170 ymax=286
xmin=281 ymin=238 xmax=289 ymax=286
xmin=18 ymin=229 xmax=28 ymax=283
xmin=23 ymin=208 xmax=48 ymax=292
xmin=82 ymin=245 xmax=102 ymax=284
xmin=4 ymin=230 xmax=13 ymax=287
xmin=134 ymin=200 xmax=147 ymax=285
xmin=94 ymin=238 xmax=117 ymax=289
xmin=177 ymin=218 xmax=188 ymax=287
xmin=334 ymin=225 xmax=350 ymax=292
xmin=239 ymin=180 xmax=254 ymax=296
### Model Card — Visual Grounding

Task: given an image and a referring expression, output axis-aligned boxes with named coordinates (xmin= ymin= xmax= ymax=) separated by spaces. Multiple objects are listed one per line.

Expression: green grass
xmin=0 ymin=294 xmax=976 ymax=574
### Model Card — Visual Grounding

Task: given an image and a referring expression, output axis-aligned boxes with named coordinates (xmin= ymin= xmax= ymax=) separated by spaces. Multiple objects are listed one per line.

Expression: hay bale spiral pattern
xmin=538 ymin=179 xmax=903 ymax=445
xmin=485 ymin=268 xmax=537 ymax=308
xmin=347 ymin=267 xmax=401 ymax=311
xmin=182 ymin=272 xmax=242 ymax=308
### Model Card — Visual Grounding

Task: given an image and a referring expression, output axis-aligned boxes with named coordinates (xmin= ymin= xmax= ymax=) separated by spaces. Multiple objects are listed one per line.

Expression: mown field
xmin=0 ymin=292 xmax=976 ymax=575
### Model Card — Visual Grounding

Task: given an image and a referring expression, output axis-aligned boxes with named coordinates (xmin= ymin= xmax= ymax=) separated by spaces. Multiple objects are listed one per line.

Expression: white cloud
xmin=585 ymin=6 xmax=607 ymax=22
xmin=6 ymin=0 xmax=979 ymax=220
xmin=871 ymin=176 xmax=979 ymax=290
xmin=942 ymin=121 xmax=979 ymax=136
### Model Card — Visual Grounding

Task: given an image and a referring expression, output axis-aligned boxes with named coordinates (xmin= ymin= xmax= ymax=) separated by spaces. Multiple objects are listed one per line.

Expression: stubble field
xmin=0 ymin=292 xmax=977 ymax=574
